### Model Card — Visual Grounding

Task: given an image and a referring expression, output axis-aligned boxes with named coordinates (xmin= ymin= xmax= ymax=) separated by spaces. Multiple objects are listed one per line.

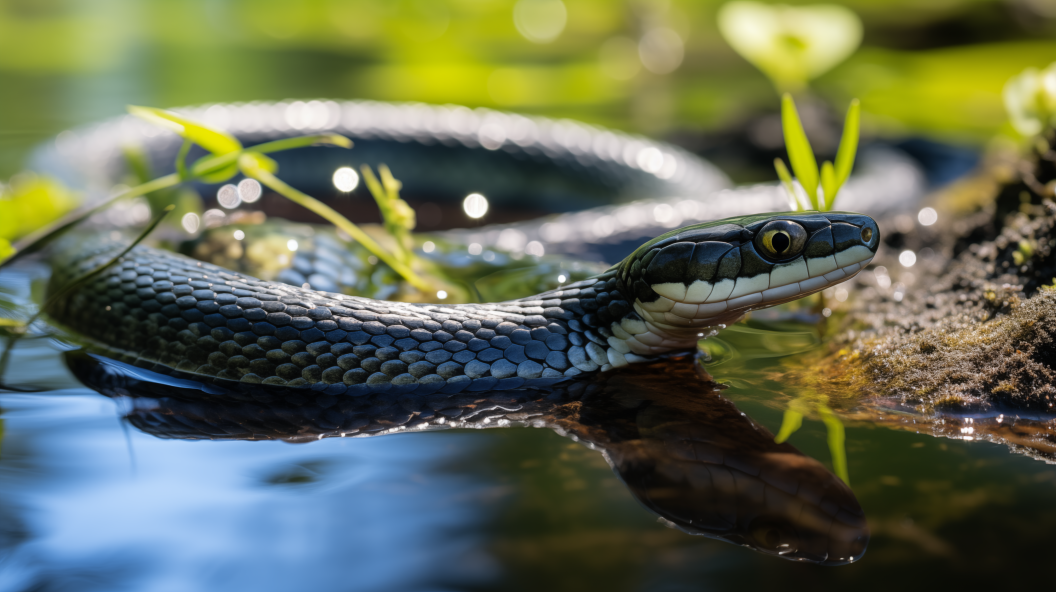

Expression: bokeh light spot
xmin=463 ymin=193 xmax=489 ymax=218
xmin=333 ymin=167 xmax=359 ymax=192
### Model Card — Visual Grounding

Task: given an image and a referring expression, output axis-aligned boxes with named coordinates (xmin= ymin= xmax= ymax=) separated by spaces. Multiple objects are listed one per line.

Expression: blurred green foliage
xmin=0 ymin=174 xmax=80 ymax=258
xmin=1 ymin=0 xmax=1056 ymax=177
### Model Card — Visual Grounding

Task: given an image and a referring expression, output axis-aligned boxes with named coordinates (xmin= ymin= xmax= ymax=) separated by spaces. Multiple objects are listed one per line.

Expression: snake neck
xmin=518 ymin=265 xmax=715 ymax=372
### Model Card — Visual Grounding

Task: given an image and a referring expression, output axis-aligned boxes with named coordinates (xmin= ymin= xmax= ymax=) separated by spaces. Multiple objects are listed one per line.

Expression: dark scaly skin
xmin=65 ymin=352 xmax=869 ymax=565
xmin=45 ymin=212 xmax=879 ymax=396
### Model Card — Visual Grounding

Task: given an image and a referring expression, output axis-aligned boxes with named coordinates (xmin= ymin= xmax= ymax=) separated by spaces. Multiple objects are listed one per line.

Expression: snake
xmin=28 ymin=102 xmax=879 ymax=564
xmin=65 ymin=353 xmax=869 ymax=565
xmin=28 ymin=101 xmax=882 ymax=394
xmin=46 ymin=210 xmax=878 ymax=395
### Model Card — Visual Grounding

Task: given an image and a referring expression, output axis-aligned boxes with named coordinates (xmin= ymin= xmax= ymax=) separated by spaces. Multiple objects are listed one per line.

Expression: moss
xmin=796 ymin=138 xmax=1056 ymax=414
xmin=814 ymin=193 xmax=1056 ymax=412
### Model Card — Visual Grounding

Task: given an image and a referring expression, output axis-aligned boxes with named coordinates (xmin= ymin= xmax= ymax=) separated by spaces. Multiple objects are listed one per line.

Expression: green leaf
xmin=198 ymin=163 xmax=239 ymax=185
xmin=175 ymin=139 xmax=192 ymax=180
xmin=249 ymin=134 xmax=353 ymax=154
xmin=187 ymin=152 xmax=240 ymax=184
xmin=238 ymin=154 xmax=433 ymax=294
xmin=128 ymin=106 xmax=242 ymax=156
xmin=781 ymin=93 xmax=819 ymax=209
xmin=820 ymin=160 xmax=837 ymax=211
xmin=121 ymin=144 xmax=153 ymax=185
xmin=241 ymin=152 xmax=278 ymax=174
xmin=774 ymin=408 xmax=803 ymax=444
xmin=817 ymin=404 xmax=850 ymax=485
xmin=834 ymin=98 xmax=860 ymax=189
xmin=773 ymin=158 xmax=801 ymax=211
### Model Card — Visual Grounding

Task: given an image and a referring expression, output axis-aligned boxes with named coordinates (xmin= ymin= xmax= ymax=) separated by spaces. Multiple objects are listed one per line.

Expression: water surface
xmin=3 ymin=263 xmax=1056 ymax=591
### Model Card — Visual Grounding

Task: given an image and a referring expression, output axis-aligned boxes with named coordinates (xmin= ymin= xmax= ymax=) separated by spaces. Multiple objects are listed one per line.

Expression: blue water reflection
xmin=1 ymin=382 xmax=499 ymax=591
xmin=5 ymin=262 xmax=1056 ymax=591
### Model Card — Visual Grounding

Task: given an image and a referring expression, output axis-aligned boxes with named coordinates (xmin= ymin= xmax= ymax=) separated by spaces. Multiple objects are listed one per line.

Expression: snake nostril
xmin=860 ymin=227 xmax=873 ymax=243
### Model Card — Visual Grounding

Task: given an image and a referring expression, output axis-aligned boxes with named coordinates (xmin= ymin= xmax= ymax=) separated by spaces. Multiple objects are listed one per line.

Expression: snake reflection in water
xmin=66 ymin=352 xmax=869 ymax=565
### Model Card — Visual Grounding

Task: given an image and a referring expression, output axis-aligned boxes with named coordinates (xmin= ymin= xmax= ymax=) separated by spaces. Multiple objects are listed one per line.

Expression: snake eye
xmin=754 ymin=220 xmax=808 ymax=262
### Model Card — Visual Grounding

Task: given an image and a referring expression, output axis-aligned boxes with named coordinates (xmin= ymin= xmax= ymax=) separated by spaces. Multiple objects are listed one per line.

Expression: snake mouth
xmin=617 ymin=212 xmax=879 ymax=351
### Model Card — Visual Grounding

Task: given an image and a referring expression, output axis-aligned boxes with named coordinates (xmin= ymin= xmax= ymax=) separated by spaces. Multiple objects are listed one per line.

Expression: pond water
xmin=2 ymin=254 xmax=1055 ymax=592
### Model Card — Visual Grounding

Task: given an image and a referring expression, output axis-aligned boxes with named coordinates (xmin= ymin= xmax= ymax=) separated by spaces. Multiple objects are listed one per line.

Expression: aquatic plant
xmin=360 ymin=164 xmax=417 ymax=267
xmin=717 ymin=1 xmax=862 ymax=94
xmin=774 ymin=397 xmax=848 ymax=485
xmin=775 ymin=93 xmax=860 ymax=212
xmin=0 ymin=106 xmax=436 ymax=294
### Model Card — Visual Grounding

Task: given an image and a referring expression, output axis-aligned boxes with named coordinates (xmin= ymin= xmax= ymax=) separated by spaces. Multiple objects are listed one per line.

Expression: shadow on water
xmin=65 ymin=351 xmax=869 ymax=566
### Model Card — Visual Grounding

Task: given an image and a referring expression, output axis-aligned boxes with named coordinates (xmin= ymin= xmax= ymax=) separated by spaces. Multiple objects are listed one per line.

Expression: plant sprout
xmin=717 ymin=1 xmax=862 ymax=93
xmin=775 ymin=93 xmax=860 ymax=212
xmin=360 ymin=164 xmax=417 ymax=266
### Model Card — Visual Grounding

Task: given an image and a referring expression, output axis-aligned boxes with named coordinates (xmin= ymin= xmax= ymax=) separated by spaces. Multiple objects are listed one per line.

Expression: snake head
xmin=614 ymin=212 xmax=879 ymax=352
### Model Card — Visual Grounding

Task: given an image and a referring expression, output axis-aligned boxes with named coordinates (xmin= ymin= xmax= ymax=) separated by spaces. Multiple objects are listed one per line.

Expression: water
xmin=3 ymin=261 xmax=1056 ymax=592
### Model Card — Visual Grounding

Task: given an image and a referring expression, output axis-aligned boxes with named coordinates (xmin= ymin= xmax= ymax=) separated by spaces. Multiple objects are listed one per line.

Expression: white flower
xmin=1003 ymin=63 xmax=1056 ymax=137
xmin=717 ymin=1 xmax=862 ymax=91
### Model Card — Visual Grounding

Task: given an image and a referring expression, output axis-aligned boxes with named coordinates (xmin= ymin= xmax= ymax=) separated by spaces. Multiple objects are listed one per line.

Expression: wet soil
xmin=819 ymin=138 xmax=1056 ymax=417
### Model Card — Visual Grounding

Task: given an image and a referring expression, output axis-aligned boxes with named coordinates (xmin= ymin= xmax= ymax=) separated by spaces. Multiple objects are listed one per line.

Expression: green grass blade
xmin=175 ymin=139 xmax=192 ymax=180
xmin=820 ymin=160 xmax=837 ymax=211
xmin=781 ymin=93 xmax=820 ymax=210
xmin=834 ymin=98 xmax=861 ymax=189
xmin=128 ymin=105 xmax=242 ymax=156
xmin=40 ymin=205 xmax=174 ymax=313
xmin=0 ymin=174 xmax=181 ymax=270
xmin=773 ymin=158 xmax=801 ymax=211
xmin=122 ymin=144 xmax=153 ymax=184
xmin=774 ymin=408 xmax=804 ymax=444
xmin=817 ymin=404 xmax=850 ymax=485
xmin=239 ymin=154 xmax=433 ymax=293
xmin=248 ymin=134 xmax=353 ymax=154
